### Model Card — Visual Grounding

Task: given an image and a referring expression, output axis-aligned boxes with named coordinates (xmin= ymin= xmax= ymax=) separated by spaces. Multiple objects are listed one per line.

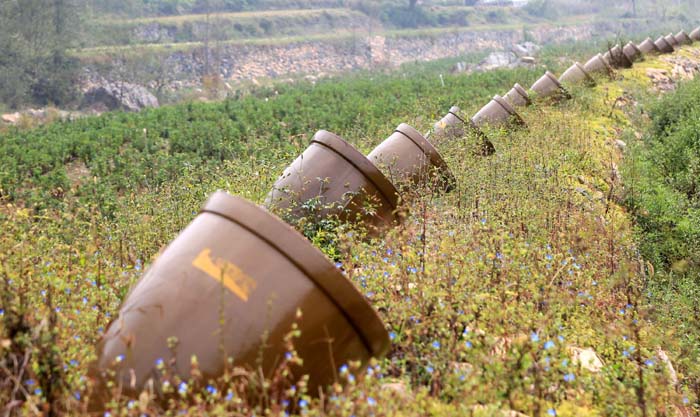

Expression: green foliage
xmin=0 ymin=65 xmax=536 ymax=214
xmin=0 ymin=0 xmax=81 ymax=108
xmin=625 ymin=79 xmax=700 ymax=269
xmin=622 ymin=75 xmax=700 ymax=411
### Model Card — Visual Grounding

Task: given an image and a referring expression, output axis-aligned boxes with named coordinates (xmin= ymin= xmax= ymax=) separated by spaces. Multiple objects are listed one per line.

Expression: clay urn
xmin=432 ymin=105 xmax=466 ymax=140
xmin=690 ymin=27 xmax=700 ymax=42
xmin=471 ymin=94 xmax=525 ymax=128
xmin=92 ymin=191 xmax=390 ymax=398
xmin=529 ymin=71 xmax=569 ymax=100
xmin=368 ymin=123 xmax=455 ymax=191
xmin=622 ymin=41 xmax=643 ymax=63
xmin=504 ymin=83 xmax=531 ymax=107
xmin=665 ymin=33 xmax=679 ymax=47
xmin=675 ymin=30 xmax=692 ymax=45
xmin=558 ymin=62 xmax=595 ymax=86
xmin=603 ymin=44 xmax=632 ymax=68
xmin=654 ymin=36 xmax=675 ymax=53
xmin=637 ymin=37 xmax=661 ymax=54
xmin=583 ymin=53 xmax=614 ymax=76
xmin=265 ymin=130 xmax=400 ymax=230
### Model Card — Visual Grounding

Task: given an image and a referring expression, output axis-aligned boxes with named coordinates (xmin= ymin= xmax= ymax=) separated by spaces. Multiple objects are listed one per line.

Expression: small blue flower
xmin=389 ymin=332 xmax=396 ymax=340
xmin=547 ymin=409 xmax=557 ymax=416
xmin=465 ymin=341 xmax=473 ymax=349
xmin=226 ymin=391 xmax=234 ymax=401
xmin=544 ymin=340 xmax=555 ymax=350
xmin=367 ymin=397 xmax=377 ymax=407
xmin=622 ymin=350 xmax=630 ymax=358
xmin=285 ymin=352 xmax=293 ymax=360
xmin=206 ymin=385 xmax=217 ymax=395
xmin=530 ymin=332 xmax=540 ymax=343
xmin=0 ymin=309 xmax=4 ymax=316
xmin=25 ymin=379 xmax=35 ymax=386
xmin=178 ymin=382 xmax=187 ymax=395
xmin=74 ymin=391 xmax=81 ymax=400
xmin=545 ymin=254 xmax=553 ymax=260
xmin=432 ymin=340 xmax=441 ymax=349
xmin=69 ymin=359 xmax=79 ymax=366
xmin=339 ymin=364 xmax=349 ymax=374
xmin=683 ymin=397 xmax=689 ymax=404
xmin=298 ymin=399 xmax=308 ymax=408
xmin=155 ymin=358 xmax=164 ymax=366
xmin=563 ymin=373 xmax=575 ymax=382
xmin=34 ymin=388 xmax=42 ymax=395
xmin=645 ymin=359 xmax=655 ymax=367
xmin=426 ymin=366 xmax=434 ymax=374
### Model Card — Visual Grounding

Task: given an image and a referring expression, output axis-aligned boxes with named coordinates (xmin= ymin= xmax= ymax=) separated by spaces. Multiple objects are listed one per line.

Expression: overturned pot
xmin=603 ymin=45 xmax=632 ymax=68
xmin=529 ymin=71 xmax=569 ymax=100
xmin=432 ymin=106 xmax=466 ymax=141
xmin=623 ymin=41 xmax=643 ymax=63
xmin=559 ymin=62 xmax=595 ymax=86
xmin=665 ymin=33 xmax=679 ymax=47
xmin=637 ymin=37 xmax=661 ymax=54
xmin=583 ymin=53 xmax=614 ymax=76
xmin=690 ymin=27 xmax=700 ymax=42
xmin=368 ymin=123 xmax=455 ymax=191
xmin=675 ymin=30 xmax=692 ymax=45
xmin=654 ymin=36 xmax=675 ymax=53
xmin=93 ymin=192 xmax=390 ymax=398
xmin=471 ymin=94 xmax=526 ymax=128
xmin=504 ymin=83 xmax=531 ymax=107
xmin=265 ymin=130 xmax=400 ymax=229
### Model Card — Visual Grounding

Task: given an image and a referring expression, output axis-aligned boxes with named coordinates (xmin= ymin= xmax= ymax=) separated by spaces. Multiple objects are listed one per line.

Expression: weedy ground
xmin=1 ymin=45 xmax=699 ymax=416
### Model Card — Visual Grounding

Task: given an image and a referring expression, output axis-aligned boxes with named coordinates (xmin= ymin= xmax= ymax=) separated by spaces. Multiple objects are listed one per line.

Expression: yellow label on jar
xmin=192 ymin=248 xmax=257 ymax=302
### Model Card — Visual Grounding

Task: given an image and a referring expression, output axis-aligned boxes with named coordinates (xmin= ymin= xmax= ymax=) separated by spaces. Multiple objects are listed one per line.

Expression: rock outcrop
xmin=81 ymin=78 xmax=159 ymax=112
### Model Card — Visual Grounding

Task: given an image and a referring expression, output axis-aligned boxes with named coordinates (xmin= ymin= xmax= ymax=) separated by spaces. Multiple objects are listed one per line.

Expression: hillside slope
xmin=1 ymin=39 xmax=699 ymax=416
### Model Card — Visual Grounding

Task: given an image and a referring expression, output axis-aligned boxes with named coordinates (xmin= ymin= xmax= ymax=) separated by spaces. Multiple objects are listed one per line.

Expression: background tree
xmin=0 ymin=0 xmax=82 ymax=109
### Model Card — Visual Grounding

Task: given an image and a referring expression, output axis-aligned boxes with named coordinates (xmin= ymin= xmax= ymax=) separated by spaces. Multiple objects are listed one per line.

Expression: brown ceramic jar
xmin=93 ymin=192 xmax=390 ymax=397
xmin=265 ymin=130 xmax=400 ymax=230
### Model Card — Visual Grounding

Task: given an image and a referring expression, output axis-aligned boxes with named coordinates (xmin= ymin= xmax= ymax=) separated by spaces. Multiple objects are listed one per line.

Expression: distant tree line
xmin=0 ymin=0 xmax=82 ymax=109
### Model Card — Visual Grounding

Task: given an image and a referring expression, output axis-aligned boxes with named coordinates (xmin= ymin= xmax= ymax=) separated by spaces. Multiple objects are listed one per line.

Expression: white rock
xmin=656 ymin=348 xmax=678 ymax=387
xmin=569 ymin=346 xmax=604 ymax=372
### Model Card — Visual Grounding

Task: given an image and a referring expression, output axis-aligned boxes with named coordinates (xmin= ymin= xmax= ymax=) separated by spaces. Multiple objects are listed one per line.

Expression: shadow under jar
xmin=603 ymin=44 xmax=632 ymax=68
xmin=92 ymin=192 xmax=390 ymax=400
xmin=265 ymin=130 xmax=400 ymax=231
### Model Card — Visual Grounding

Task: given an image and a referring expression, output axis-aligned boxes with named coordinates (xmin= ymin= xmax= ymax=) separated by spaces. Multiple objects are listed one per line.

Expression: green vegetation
xmin=2 ymin=40 xmax=700 ymax=415
xmin=0 ymin=66 xmax=537 ymax=213
xmin=0 ymin=0 xmax=81 ymax=108
xmin=622 ymin=77 xmax=700 ymax=398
